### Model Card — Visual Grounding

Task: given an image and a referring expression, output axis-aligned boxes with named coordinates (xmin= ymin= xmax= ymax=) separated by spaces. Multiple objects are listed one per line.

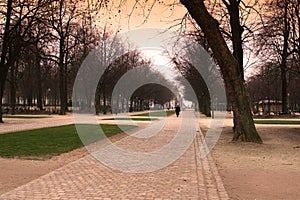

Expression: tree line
xmin=0 ymin=0 xmax=176 ymax=123
xmin=0 ymin=0 xmax=102 ymax=121
xmin=1 ymin=0 xmax=299 ymax=143
xmin=176 ymin=0 xmax=299 ymax=142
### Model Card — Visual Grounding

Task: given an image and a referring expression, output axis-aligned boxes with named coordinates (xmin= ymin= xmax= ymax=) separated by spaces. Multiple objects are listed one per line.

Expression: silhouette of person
xmin=175 ymin=104 xmax=180 ymax=117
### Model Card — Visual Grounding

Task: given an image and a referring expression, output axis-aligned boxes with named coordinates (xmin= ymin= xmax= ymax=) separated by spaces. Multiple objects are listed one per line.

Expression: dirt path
xmin=203 ymin=114 xmax=300 ymax=200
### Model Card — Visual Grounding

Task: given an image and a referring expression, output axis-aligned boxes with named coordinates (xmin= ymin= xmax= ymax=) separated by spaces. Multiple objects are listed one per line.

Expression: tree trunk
xmin=198 ymin=95 xmax=210 ymax=117
xmin=95 ymin=88 xmax=101 ymax=115
xmin=140 ymin=99 xmax=144 ymax=111
xmin=281 ymin=1 xmax=290 ymax=114
xmin=227 ymin=0 xmax=244 ymax=80
xmin=130 ymin=99 xmax=133 ymax=112
xmin=223 ymin=0 xmax=244 ymax=131
xmin=59 ymin=38 xmax=66 ymax=115
xmin=204 ymin=95 xmax=211 ymax=117
xmin=180 ymin=0 xmax=262 ymax=143
xmin=59 ymin=69 xmax=65 ymax=115
xmin=9 ymin=64 xmax=16 ymax=115
xmin=0 ymin=69 xmax=8 ymax=123
xmin=102 ymin=87 xmax=107 ymax=114
xmin=35 ymin=56 xmax=43 ymax=111
xmin=134 ymin=98 xmax=138 ymax=112
xmin=116 ymin=93 xmax=120 ymax=114
xmin=121 ymin=95 xmax=125 ymax=113
xmin=0 ymin=0 xmax=13 ymax=123
xmin=64 ymin=53 xmax=68 ymax=112
xmin=281 ymin=62 xmax=288 ymax=114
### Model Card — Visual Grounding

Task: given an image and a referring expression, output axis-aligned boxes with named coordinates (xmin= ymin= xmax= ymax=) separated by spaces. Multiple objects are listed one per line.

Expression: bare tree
xmin=131 ymin=83 xmax=176 ymax=111
xmin=257 ymin=0 xmax=299 ymax=114
xmin=247 ymin=62 xmax=281 ymax=115
xmin=118 ymin=0 xmax=261 ymax=142
xmin=180 ymin=0 xmax=262 ymax=143
xmin=172 ymin=57 xmax=211 ymax=116
xmin=216 ymin=0 xmax=262 ymax=80
xmin=0 ymin=0 xmax=14 ymax=122
xmin=0 ymin=0 xmax=49 ymax=122
xmin=45 ymin=0 xmax=81 ymax=114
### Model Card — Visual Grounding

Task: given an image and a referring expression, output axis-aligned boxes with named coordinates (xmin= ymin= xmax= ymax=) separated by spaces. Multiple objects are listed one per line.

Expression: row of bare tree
xmin=255 ymin=0 xmax=300 ymax=114
xmin=247 ymin=59 xmax=300 ymax=114
xmin=176 ymin=0 xmax=299 ymax=142
xmin=0 ymin=0 xmax=176 ymax=122
xmin=1 ymin=0 xmax=299 ymax=143
xmin=173 ymin=0 xmax=299 ymax=112
xmin=0 ymin=0 xmax=105 ymax=121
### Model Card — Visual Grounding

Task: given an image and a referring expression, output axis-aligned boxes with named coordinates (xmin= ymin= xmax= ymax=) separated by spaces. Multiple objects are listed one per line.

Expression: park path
xmin=0 ymin=115 xmax=74 ymax=134
xmin=0 ymin=111 xmax=228 ymax=199
xmin=0 ymin=111 xmax=150 ymax=134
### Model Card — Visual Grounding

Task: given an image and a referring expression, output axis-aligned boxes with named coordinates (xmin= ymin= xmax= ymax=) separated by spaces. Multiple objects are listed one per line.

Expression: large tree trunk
xmin=224 ymin=0 xmax=245 ymax=130
xmin=181 ymin=0 xmax=262 ymax=143
xmin=198 ymin=94 xmax=211 ymax=117
xmin=226 ymin=0 xmax=244 ymax=80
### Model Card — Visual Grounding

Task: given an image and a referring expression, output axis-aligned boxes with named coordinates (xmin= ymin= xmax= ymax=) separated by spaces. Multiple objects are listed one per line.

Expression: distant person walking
xmin=175 ymin=104 xmax=180 ymax=117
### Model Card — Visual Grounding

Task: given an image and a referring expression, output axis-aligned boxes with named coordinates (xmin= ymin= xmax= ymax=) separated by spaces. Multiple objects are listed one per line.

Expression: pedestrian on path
xmin=175 ymin=104 xmax=180 ymax=117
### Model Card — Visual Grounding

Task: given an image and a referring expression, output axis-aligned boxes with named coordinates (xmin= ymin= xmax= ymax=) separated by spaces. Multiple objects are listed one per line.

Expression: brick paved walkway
xmin=0 ymin=111 xmax=228 ymax=199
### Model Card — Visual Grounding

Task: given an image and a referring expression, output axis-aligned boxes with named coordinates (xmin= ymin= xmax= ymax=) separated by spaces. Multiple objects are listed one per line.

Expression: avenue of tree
xmin=0 ymin=0 xmax=299 ymax=143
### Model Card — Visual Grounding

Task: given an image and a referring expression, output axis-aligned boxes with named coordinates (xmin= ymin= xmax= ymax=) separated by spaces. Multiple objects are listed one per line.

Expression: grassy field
xmin=254 ymin=120 xmax=300 ymax=124
xmin=0 ymin=124 xmax=136 ymax=159
xmin=132 ymin=110 xmax=175 ymax=117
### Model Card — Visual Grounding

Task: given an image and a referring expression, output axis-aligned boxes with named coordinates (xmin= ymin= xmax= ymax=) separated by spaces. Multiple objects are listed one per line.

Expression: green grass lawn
xmin=254 ymin=120 xmax=300 ymax=124
xmin=0 ymin=124 xmax=136 ymax=159
xmin=102 ymin=117 xmax=157 ymax=121
xmin=132 ymin=110 xmax=175 ymax=117
xmin=3 ymin=115 xmax=51 ymax=119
